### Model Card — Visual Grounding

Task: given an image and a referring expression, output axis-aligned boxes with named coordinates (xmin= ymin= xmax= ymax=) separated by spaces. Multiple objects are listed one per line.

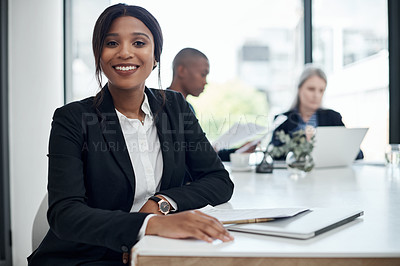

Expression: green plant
xmin=269 ymin=129 xmax=315 ymax=161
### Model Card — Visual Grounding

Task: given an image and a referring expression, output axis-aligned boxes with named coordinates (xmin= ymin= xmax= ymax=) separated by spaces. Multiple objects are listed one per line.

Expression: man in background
xmin=169 ymin=47 xmax=256 ymax=162
xmin=168 ymin=47 xmax=209 ymax=115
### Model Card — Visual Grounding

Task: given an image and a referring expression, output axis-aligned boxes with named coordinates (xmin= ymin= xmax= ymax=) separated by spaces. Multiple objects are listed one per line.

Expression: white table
xmin=131 ymin=164 xmax=400 ymax=266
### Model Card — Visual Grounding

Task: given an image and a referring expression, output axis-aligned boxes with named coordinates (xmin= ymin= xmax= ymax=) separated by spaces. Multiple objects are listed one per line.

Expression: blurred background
xmin=67 ymin=0 xmax=388 ymax=161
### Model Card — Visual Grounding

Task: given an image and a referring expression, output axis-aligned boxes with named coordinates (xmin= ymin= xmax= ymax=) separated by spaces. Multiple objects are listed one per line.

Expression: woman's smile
xmin=113 ymin=64 xmax=139 ymax=76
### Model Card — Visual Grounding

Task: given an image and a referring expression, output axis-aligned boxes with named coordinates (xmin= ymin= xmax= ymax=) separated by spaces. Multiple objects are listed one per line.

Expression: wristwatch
xmin=149 ymin=196 xmax=171 ymax=215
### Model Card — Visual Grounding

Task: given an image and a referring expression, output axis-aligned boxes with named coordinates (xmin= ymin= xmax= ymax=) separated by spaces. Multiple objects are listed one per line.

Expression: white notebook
xmin=226 ymin=208 xmax=363 ymax=239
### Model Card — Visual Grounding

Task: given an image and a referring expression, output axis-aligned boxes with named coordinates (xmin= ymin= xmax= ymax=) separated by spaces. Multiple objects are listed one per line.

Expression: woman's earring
xmin=152 ymin=61 xmax=158 ymax=70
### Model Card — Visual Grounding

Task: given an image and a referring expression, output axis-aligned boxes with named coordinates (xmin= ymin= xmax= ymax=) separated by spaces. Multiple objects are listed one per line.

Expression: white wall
xmin=8 ymin=0 xmax=64 ymax=265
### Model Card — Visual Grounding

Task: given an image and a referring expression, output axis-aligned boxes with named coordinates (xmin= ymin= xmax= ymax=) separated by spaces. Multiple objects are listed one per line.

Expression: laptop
xmin=226 ymin=208 xmax=363 ymax=240
xmin=312 ymin=127 xmax=368 ymax=168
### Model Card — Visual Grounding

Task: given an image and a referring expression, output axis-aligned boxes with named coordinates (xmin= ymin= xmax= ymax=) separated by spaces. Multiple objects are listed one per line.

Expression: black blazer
xmin=271 ymin=108 xmax=363 ymax=160
xmin=28 ymin=86 xmax=233 ymax=266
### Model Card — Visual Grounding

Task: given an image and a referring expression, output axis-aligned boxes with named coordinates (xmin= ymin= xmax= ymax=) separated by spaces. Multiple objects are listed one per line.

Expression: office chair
xmin=31 ymin=193 xmax=49 ymax=251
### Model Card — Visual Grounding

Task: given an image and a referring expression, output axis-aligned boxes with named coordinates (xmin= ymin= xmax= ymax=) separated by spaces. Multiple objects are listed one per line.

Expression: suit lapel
xmin=286 ymin=110 xmax=300 ymax=133
xmin=316 ymin=109 xmax=325 ymax=126
xmin=146 ymin=88 xmax=175 ymax=190
xmin=96 ymin=86 xmax=136 ymax=194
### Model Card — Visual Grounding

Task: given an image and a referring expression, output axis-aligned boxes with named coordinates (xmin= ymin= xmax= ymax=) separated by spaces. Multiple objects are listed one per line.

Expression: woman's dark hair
xmin=92 ymin=4 xmax=164 ymax=106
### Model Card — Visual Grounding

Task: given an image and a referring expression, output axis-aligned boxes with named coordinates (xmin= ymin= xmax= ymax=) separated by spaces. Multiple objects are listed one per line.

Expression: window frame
xmin=64 ymin=0 xmax=73 ymax=105
xmin=388 ymin=0 xmax=400 ymax=143
xmin=304 ymin=0 xmax=312 ymax=63
xmin=0 ymin=0 xmax=12 ymax=264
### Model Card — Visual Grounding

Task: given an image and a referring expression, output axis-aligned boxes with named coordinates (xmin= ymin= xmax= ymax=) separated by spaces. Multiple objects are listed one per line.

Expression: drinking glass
xmin=385 ymin=144 xmax=400 ymax=167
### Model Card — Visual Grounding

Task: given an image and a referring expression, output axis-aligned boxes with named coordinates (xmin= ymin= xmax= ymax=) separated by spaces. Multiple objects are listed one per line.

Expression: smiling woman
xmin=28 ymin=4 xmax=234 ymax=266
xmin=98 ymin=16 xmax=157 ymax=121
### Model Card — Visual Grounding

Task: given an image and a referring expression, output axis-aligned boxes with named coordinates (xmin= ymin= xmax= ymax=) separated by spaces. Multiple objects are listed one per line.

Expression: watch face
xmin=159 ymin=201 xmax=170 ymax=214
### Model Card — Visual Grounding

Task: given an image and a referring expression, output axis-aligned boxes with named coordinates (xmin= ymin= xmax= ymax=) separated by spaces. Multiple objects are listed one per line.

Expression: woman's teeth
xmin=115 ymin=66 xmax=137 ymax=71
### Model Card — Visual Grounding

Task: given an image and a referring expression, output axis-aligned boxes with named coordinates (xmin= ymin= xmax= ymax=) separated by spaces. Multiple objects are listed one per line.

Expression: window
xmin=64 ymin=0 xmax=110 ymax=103
xmin=313 ymin=0 xmax=389 ymax=160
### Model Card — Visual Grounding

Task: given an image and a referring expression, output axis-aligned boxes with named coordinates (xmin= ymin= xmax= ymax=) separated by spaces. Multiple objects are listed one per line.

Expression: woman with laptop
xmin=271 ymin=64 xmax=363 ymax=160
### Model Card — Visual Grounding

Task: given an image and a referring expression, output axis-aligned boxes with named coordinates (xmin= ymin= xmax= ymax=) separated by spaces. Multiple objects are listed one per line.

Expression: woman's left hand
xmin=145 ymin=210 xmax=234 ymax=243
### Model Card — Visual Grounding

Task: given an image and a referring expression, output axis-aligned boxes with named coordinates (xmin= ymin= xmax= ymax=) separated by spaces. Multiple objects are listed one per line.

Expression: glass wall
xmin=313 ymin=0 xmax=388 ymax=160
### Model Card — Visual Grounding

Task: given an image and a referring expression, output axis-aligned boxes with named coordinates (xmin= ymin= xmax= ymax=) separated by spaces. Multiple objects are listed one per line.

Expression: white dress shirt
xmin=115 ymin=93 xmax=177 ymax=239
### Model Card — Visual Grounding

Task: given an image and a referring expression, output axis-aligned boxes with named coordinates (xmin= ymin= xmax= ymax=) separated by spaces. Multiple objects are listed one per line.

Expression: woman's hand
xmin=235 ymin=140 xmax=259 ymax=154
xmin=145 ymin=210 xmax=234 ymax=243
xmin=305 ymin=125 xmax=316 ymax=142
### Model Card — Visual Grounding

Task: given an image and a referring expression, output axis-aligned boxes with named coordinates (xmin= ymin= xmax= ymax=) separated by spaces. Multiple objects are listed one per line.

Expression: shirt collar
xmin=141 ymin=93 xmax=153 ymax=119
xmin=115 ymin=93 xmax=154 ymax=125
xmin=294 ymin=108 xmax=318 ymax=127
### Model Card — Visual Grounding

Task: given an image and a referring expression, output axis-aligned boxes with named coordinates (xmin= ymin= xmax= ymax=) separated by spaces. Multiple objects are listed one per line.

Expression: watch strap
xmin=149 ymin=196 xmax=161 ymax=203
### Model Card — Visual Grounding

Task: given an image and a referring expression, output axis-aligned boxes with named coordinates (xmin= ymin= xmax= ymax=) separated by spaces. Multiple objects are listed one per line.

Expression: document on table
xmin=212 ymin=122 xmax=267 ymax=150
xmin=211 ymin=115 xmax=288 ymax=151
xmin=198 ymin=205 xmax=309 ymax=224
